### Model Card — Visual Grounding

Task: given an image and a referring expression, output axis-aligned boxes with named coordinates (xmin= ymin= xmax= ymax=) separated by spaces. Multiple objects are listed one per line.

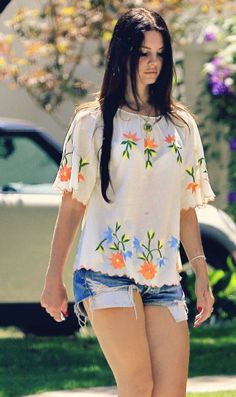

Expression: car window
xmin=0 ymin=136 xmax=58 ymax=188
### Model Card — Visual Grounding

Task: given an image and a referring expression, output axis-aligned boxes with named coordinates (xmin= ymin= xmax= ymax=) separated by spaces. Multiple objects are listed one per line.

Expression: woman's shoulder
xmin=171 ymin=103 xmax=197 ymax=128
xmin=168 ymin=103 xmax=198 ymax=139
xmin=73 ymin=102 xmax=102 ymax=125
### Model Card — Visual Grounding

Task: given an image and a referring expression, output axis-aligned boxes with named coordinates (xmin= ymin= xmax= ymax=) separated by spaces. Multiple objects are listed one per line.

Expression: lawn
xmin=188 ymin=393 xmax=236 ymax=397
xmin=0 ymin=320 xmax=236 ymax=397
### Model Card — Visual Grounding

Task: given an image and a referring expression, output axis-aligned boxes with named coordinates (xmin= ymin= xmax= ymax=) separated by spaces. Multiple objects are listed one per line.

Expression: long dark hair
xmin=76 ymin=7 xmax=193 ymax=204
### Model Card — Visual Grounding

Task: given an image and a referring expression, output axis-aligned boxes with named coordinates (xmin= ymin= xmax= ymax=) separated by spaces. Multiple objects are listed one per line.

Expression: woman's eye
xmin=139 ymin=52 xmax=148 ymax=57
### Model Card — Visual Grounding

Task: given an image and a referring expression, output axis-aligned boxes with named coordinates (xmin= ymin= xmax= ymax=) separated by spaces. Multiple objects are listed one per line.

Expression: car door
xmin=0 ymin=133 xmax=79 ymax=307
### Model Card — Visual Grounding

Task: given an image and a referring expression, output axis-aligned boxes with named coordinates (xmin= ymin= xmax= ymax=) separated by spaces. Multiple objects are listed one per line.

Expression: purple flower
xmin=228 ymin=192 xmax=236 ymax=204
xmin=204 ymin=32 xmax=216 ymax=42
xmin=207 ymin=58 xmax=233 ymax=96
xmin=229 ymin=138 xmax=236 ymax=151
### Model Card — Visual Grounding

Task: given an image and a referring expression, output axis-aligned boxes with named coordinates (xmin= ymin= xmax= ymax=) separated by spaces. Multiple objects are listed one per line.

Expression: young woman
xmin=41 ymin=8 xmax=215 ymax=397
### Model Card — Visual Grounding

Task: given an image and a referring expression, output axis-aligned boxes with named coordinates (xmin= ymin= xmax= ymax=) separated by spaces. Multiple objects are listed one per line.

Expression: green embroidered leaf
xmin=198 ymin=157 xmax=205 ymax=166
xmin=121 ymin=234 xmax=130 ymax=243
xmin=95 ymin=244 xmax=104 ymax=252
xmin=147 ymin=229 xmax=155 ymax=241
xmin=146 ymin=160 xmax=152 ymax=169
xmin=186 ymin=167 xmax=194 ymax=177
xmin=138 ymin=254 xmax=147 ymax=261
xmin=110 ymin=243 xmax=119 ymax=250
xmin=115 ymin=222 xmax=121 ymax=232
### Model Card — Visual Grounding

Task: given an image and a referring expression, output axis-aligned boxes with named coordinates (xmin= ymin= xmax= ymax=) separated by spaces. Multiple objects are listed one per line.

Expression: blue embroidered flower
xmin=123 ymin=250 xmax=133 ymax=260
xmin=133 ymin=237 xmax=143 ymax=253
xmin=104 ymin=226 xmax=113 ymax=243
xmin=168 ymin=236 xmax=179 ymax=250
xmin=158 ymin=257 xmax=168 ymax=268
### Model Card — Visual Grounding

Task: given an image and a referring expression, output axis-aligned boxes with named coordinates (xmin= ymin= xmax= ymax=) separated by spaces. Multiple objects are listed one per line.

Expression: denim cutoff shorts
xmin=73 ymin=268 xmax=189 ymax=328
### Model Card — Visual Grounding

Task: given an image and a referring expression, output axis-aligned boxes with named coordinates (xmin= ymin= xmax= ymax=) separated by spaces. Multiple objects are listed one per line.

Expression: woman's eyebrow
xmin=141 ymin=46 xmax=164 ymax=50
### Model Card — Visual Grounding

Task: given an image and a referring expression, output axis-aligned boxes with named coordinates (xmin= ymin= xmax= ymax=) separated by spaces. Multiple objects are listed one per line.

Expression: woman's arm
xmin=180 ymin=207 xmax=215 ymax=327
xmin=40 ymin=191 xmax=86 ymax=322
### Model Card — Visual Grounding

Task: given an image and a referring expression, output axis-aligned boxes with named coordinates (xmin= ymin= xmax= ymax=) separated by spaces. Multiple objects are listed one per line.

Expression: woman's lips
xmin=144 ymin=71 xmax=157 ymax=74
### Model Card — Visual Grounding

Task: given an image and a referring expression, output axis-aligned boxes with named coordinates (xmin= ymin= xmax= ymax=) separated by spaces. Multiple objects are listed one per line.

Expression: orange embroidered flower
xmin=139 ymin=261 xmax=157 ymax=280
xmin=59 ymin=164 xmax=71 ymax=181
xmin=123 ymin=132 xmax=141 ymax=142
xmin=164 ymin=134 xmax=176 ymax=144
xmin=144 ymin=137 xmax=158 ymax=149
xmin=78 ymin=172 xmax=85 ymax=182
xmin=110 ymin=252 xmax=125 ymax=269
xmin=186 ymin=182 xmax=199 ymax=193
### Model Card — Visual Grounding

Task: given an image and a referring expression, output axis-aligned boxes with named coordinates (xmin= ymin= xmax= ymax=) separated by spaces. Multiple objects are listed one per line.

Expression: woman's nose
xmin=149 ymin=55 xmax=158 ymax=64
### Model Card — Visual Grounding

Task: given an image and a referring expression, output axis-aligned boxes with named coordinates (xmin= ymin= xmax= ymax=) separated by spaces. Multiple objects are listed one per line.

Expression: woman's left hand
xmin=193 ymin=275 xmax=215 ymax=328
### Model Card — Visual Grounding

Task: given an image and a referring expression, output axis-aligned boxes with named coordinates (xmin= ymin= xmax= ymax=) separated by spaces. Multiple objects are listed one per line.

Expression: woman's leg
xmin=83 ymin=290 xmax=153 ymax=397
xmin=144 ymin=305 xmax=190 ymax=397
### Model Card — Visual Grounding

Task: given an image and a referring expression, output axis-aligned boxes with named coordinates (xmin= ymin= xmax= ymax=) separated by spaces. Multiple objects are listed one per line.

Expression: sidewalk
xmin=24 ymin=375 xmax=236 ymax=396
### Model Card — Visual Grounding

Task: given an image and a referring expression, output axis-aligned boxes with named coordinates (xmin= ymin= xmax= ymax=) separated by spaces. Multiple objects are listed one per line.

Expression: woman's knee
xmin=117 ymin=369 xmax=153 ymax=397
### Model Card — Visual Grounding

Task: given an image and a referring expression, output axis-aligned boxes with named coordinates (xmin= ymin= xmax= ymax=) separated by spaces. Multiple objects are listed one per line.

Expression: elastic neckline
xmin=118 ymin=107 xmax=161 ymax=119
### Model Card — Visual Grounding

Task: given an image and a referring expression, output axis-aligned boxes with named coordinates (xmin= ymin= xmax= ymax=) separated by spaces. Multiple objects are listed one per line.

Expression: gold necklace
xmin=143 ymin=113 xmax=154 ymax=133
xmin=124 ymin=101 xmax=155 ymax=133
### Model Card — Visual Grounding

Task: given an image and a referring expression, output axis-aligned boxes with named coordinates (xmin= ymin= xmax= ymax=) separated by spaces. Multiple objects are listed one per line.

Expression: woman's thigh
xmin=144 ymin=305 xmax=190 ymax=397
xmin=83 ymin=291 xmax=153 ymax=387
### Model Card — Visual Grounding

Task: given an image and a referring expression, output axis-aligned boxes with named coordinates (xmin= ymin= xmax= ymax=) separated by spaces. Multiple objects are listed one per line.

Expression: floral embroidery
xmin=168 ymin=236 xmax=180 ymax=250
xmin=164 ymin=134 xmax=182 ymax=163
xmin=58 ymin=127 xmax=90 ymax=182
xmin=59 ymin=155 xmax=89 ymax=183
xmin=95 ymin=221 xmax=131 ymax=269
xmin=139 ymin=261 xmax=157 ymax=280
xmin=121 ymin=132 xmax=141 ymax=159
xmin=135 ymin=229 xmax=164 ymax=280
xmin=185 ymin=165 xmax=200 ymax=193
xmin=95 ymin=222 xmax=181 ymax=280
xmin=144 ymin=138 xmax=158 ymax=169
xmin=59 ymin=164 xmax=72 ymax=182
xmin=110 ymin=252 xmax=125 ymax=269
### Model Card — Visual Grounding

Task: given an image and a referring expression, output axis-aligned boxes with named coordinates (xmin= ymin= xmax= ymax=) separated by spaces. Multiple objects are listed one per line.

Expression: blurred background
xmin=0 ymin=1 xmax=236 ymax=397
xmin=0 ymin=0 xmax=236 ymax=337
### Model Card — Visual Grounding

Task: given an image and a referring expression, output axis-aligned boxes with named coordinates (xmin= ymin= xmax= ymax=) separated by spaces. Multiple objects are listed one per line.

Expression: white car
xmin=0 ymin=118 xmax=235 ymax=334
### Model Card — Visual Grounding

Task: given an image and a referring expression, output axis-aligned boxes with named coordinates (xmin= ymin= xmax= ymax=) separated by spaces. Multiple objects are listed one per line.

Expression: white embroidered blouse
xmin=53 ymin=106 xmax=216 ymax=287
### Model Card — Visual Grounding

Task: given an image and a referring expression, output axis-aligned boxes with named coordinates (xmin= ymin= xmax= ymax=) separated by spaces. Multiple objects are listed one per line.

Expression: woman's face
xmin=137 ymin=30 xmax=164 ymax=87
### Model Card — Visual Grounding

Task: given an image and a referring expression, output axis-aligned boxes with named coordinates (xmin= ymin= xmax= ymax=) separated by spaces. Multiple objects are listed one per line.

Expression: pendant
xmin=143 ymin=121 xmax=152 ymax=133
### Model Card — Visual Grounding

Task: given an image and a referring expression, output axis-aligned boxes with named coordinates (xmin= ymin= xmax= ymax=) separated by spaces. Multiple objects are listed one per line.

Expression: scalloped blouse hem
xmin=53 ymin=184 xmax=88 ymax=206
xmin=73 ymin=266 xmax=182 ymax=288
xmin=180 ymin=194 xmax=216 ymax=211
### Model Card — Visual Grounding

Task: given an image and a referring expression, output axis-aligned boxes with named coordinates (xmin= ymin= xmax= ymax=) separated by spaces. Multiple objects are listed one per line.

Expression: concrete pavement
xmin=24 ymin=375 xmax=236 ymax=396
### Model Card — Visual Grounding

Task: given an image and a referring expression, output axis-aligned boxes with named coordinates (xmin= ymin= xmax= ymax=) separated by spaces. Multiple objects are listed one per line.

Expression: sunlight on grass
xmin=0 ymin=321 xmax=235 ymax=397
xmin=0 ymin=327 xmax=24 ymax=339
xmin=187 ymin=392 xmax=236 ymax=397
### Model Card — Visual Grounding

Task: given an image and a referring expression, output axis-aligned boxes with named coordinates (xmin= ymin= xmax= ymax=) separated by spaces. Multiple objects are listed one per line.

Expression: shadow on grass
xmin=0 ymin=322 xmax=236 ymax=397
xmin=0 ymin=335 xmax=115 ymax=397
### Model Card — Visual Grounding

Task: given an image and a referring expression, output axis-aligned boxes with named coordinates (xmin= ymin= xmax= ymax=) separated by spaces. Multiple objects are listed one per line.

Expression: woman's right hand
xmin=40 ymin=278 xmax=68 ymax=322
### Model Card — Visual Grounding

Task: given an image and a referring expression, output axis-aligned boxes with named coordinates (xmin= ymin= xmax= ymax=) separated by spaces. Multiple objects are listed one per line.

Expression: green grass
xmin=0 ymin=321 xmax=236 ymax=397
xmin=188 ymin=393 xmax=236 ymax=397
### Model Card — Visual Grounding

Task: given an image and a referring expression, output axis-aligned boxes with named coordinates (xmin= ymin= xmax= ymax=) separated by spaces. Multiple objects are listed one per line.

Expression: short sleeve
xmin=53 ymin=109 xmax=100 ymax=206
xmin=180 ymin=113 xmax=216 ymax=210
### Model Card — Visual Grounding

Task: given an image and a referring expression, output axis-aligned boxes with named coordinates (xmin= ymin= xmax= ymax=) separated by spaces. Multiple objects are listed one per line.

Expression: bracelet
xmin=189 ymin=254 xmax=206 ymax=263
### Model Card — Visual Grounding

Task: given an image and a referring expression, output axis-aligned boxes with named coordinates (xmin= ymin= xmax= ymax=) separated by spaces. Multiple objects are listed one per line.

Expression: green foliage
xmin=181 ymin=256 xmax=236 ymax=324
